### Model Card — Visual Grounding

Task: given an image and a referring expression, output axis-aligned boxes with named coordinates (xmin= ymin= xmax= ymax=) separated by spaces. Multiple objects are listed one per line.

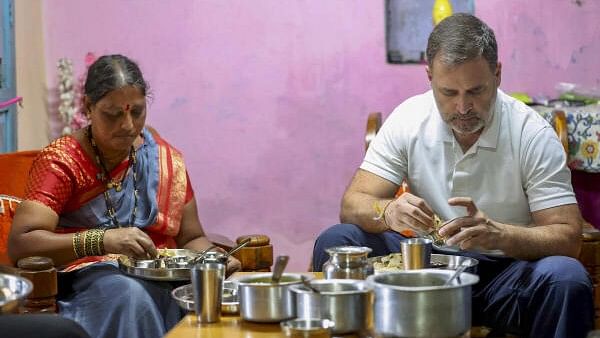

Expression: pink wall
xmin=42 ymin=1 xmax=600 ymax=270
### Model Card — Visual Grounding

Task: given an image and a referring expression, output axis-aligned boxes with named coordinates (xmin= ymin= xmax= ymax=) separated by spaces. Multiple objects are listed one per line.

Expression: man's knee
xmin=315 ymin=223 xmax=362 ymax=247
xmin=536 ymin=256 xmax=591 ymax=287
xmin=532 ymin=256 xmax=593 ymax=303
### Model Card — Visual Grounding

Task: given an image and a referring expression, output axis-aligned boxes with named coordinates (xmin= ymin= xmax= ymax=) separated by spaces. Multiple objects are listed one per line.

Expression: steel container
xmin=237 ymin=273 xmax=304 ymax=322
xmin=0 ymin=273 xmax=33 ymax=314
xmin=322 ymin=246 xmax=373 ymax=280
xmin=367 ymin=269 xmax=479 ymax=338
xmin=290 ymin=279 xmax=373 ymax=334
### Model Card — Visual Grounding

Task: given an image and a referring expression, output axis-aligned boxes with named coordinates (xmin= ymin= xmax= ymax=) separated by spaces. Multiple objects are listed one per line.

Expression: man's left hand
xmin=438 ymin=197 xmax=506 ymax=251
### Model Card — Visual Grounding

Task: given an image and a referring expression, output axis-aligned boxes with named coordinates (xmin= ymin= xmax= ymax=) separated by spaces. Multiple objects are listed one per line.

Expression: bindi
xmin=124 ymin=104 xmax=131 ymax=112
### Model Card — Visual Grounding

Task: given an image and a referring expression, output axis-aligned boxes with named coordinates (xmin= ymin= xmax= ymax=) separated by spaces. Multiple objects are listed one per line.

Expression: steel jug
xmin=322 ymin=246 xmax=373 ymax=280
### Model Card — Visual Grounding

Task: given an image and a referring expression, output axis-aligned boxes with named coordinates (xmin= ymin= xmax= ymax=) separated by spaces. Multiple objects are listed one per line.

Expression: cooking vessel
xmin=237 ymin=272 xmax=305 ymax=322
xmin=367 ymin=269 xmax=479 ymax=338
xmin=290 ymin=279 xmax=373 ymax=334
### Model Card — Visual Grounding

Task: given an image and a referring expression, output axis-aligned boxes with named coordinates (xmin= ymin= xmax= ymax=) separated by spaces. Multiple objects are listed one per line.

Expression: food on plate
xmin=372 ymin=253 xmax=403 ymax=272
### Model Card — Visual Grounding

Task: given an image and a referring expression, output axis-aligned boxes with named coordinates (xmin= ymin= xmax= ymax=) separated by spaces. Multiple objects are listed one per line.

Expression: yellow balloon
xmin=432 ymin=0 xmax=453 ymax=26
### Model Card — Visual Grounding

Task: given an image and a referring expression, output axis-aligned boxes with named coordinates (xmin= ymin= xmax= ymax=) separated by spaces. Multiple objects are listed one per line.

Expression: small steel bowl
xmin=134 ymin=259 xmax=160 ymax=268
xmin=221 ymin=286 xmax=239 ymax=315
xmin=165 ymin=256 xmax=190 ymax=269
xmin=281 ymin=318 xmax=335 ymax=338
xmin=171 ymin=280 xmax=238 ymax=314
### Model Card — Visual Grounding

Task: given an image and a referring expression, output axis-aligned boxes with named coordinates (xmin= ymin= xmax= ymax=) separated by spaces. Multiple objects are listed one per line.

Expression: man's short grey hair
xmin=426 ymin=13 xmax=497 ymax=71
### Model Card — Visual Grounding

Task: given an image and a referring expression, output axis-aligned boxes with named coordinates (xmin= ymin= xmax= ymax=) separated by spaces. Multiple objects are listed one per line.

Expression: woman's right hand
xmin=103 ymin=227 xmax=158 ymax=259
xmin=384 ymin=192 xmax=435 ymax=234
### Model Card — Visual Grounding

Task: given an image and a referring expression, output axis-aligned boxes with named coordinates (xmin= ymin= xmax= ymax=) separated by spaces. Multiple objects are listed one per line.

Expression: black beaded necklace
xmin=86 ymin=125 xmax=139 ymax=228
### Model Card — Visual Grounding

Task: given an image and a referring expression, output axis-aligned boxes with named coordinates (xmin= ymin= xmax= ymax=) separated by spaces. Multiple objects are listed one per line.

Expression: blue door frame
xmin=0 ymin=0 xmax=15 ymax=153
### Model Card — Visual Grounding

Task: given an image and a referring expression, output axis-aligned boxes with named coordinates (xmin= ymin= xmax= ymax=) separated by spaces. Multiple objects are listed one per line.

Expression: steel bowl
xmin=290 ymin=279 xmax=373 ymax=334
xmin=281 ymin=318 xmax=335 ymax=338
xmin=367 ymin=269 xmax=479 ymax=338
xmin=0 ymin=273 xmax=33 ymax=314
xmin=171 ymin=280 xmax=238 ymax=314
xmin=237 ymin=273 xmax=305 ymax=323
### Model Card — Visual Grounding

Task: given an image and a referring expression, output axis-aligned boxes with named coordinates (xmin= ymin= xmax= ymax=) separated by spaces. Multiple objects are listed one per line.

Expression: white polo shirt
xmin=361 ymin=90 xmax=576 ymax=225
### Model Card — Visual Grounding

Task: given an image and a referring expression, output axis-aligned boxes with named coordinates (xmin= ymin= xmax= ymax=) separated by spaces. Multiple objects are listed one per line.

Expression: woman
xmin=8 ymin=54 xmax=241 ymax=338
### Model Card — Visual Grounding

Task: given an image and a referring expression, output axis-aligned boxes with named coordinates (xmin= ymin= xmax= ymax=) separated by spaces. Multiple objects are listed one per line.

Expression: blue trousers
xmin=312 ymin=223 xmax=594 ymax=338
xmin=57 ymin=262 xmax=186 ymax=338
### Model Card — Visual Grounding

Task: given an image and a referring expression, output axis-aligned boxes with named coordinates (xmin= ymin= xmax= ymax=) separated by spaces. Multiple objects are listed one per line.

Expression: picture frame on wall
xmin=385 ymin=0 xmax=474 ymax=64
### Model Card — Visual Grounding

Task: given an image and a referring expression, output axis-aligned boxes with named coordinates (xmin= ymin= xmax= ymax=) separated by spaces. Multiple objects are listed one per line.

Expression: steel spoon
xmin=271 ymin=255 xmax=289 ymax=284
xmin=444 ymin=263 xmax=468 ymax=286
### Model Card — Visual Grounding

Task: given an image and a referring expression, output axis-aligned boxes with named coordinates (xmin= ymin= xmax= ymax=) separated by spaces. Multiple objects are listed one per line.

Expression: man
xmin=313 ymin=13 xmax=593 ymax=337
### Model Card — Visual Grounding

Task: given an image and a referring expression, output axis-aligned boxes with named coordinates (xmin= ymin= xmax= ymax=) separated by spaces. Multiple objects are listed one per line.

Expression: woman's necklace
xmin=86 ymin=125 xmax=139 ymax=228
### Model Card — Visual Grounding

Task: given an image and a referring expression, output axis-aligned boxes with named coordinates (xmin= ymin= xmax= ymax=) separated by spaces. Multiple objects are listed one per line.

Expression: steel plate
xmin=369 ymin=253 xmax=478 ymax=274
xmin=117 ymin=248 xmax=201 ymax=281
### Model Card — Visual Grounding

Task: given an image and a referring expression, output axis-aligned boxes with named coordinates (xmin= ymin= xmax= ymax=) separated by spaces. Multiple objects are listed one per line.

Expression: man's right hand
xmin=384 ymin=192 xmax=435 ymax=234
xmin=103 ymin=227 xmax=158 ymax=259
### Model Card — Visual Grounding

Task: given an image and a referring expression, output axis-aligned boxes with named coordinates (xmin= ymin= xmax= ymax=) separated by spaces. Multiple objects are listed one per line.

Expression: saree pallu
xmin=24 ymin=127 xmax=193 ymax=271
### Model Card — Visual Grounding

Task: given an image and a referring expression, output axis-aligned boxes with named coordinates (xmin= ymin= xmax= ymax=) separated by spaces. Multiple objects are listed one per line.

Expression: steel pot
xmin=290 ymin=279 xmax=373 ymax=334
xmin=237 ymin=273 xmax=304 ymax=322
xmin=367 ymin=269 xmax=479 ymax=338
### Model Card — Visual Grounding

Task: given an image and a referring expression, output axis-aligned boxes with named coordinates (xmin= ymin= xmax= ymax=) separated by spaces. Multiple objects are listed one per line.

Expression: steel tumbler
xmin=191 ymin=261 xmax=225 ymax=323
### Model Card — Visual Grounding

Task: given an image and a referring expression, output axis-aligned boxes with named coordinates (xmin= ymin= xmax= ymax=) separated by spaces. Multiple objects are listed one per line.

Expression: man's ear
xmin=426 ymin=66 xmax=433 ymax=82
xmin=495 ymin=62 xmax=502 ymax=87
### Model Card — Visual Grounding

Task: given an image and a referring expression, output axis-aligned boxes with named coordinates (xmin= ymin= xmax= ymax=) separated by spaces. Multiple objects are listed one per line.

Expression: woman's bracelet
xmin=73 ymin=228 xmax=106 ymax=258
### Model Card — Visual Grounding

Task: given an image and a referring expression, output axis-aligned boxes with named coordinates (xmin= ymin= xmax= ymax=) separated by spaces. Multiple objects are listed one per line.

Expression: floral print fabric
xmin=533 ymin=104 xmax=600 ymax=173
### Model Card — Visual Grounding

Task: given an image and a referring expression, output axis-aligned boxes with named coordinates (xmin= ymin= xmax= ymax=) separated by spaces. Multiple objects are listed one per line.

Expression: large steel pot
xmin=237 ymin=273 xmax=304 ymax=322
xmin=290 ymin=279 xmax=373 ymax=335
xmin=367 ymin=269 xmax=479 ymax=338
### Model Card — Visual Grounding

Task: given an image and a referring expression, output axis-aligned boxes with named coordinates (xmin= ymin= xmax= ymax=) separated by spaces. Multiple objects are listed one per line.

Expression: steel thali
xmin=369 ymin=253 xmax=478 ymax=273
xmin=118 ymin=248 xmax=223 ymax=281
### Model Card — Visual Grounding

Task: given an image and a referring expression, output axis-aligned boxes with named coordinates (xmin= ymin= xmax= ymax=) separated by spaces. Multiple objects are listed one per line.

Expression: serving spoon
xmin=271 ymin=255 xmax=289 ymax=284
xmin=444 ymin=263 xmax=468 ymax=286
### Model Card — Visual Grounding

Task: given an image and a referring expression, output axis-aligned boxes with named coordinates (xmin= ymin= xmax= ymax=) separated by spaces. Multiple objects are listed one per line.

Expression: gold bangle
xmin=90 ymin=229 xmax=106 ymax=256
xmin=72 ymin=232 xmax=85 ymax=258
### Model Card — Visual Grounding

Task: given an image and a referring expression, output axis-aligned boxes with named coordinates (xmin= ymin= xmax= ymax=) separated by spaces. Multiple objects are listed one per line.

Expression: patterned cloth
xmin=534 ymin=104 xmax=600 ymax=173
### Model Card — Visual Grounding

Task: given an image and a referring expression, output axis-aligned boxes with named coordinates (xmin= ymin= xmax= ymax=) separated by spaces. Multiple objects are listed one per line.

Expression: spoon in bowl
xmin=271 ymin=255 xmax=289 ymax=284
xmin=444 ymin=262 xmax=468 ymax=286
